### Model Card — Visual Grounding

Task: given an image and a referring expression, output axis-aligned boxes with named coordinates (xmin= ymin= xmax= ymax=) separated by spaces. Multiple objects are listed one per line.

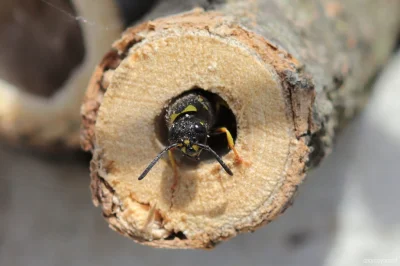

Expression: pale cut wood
xmin=0 ymin=0 xmax=122 ymax=149
xmin=81 ymin=0 xmax=400 ymax=248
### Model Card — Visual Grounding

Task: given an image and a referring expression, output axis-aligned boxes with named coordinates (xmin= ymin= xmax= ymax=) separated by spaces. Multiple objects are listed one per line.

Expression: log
xmin=81 ymin=0 xmax=400 ymax=248
xmin=0 ymin=0 xmax=123 ymax=149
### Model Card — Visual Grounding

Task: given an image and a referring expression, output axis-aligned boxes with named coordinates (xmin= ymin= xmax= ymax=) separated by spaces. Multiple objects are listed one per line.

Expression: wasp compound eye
xmin=194 ymin=122 xmax=206 ymax=133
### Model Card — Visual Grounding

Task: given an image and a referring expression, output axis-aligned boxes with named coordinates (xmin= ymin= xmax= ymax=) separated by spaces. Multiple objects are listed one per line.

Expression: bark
xmin=81 ymin=0 xmax=400 ymax=248
xmin=0 ymin=0 xmax=123 ymax=149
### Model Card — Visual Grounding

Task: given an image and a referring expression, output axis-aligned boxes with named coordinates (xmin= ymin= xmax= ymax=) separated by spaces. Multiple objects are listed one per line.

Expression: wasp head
xmin=168 ymin=115 xmax=208 ymax=158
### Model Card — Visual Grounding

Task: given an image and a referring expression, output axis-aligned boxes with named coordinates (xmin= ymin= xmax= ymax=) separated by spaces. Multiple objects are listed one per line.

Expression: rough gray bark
xmin=81 ymin=0 xmax=400 ymax=248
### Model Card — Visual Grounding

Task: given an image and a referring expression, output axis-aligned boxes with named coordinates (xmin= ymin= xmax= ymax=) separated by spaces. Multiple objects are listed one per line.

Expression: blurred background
xmin=0 ymin=1 xmax=399 ymax=265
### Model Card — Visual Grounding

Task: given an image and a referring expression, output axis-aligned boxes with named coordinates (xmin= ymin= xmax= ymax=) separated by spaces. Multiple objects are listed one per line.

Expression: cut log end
xmin=82 ymin=11 xmax=310 ymax=248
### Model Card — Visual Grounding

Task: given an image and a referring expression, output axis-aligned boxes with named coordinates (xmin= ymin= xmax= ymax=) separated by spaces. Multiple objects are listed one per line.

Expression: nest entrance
xmin=154 ymin=87 xmax=237 ymax=163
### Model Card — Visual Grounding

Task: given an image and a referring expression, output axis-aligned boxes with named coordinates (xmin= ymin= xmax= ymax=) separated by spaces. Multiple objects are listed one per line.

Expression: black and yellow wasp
xmin=138 ymin=91 xmax=242 ymax=181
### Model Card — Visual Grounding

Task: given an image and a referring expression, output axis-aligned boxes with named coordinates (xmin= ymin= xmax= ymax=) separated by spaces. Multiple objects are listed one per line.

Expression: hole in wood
xmin=164 ymin=231 xmax=188 ymax=241
xmin=154 ymin=87 xmax=237 ymax=163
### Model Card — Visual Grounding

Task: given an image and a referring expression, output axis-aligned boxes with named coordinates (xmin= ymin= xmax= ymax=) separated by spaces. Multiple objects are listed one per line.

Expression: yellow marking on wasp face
xmin=192 ymin=144 xmax=200 ymax=152
xmin=183 ymin=139 xmax=190 ymax=145
xmin=182 ymin=105 xmax=197 ymax=113
xmin=170 ymin=113 xmax=179 ymax=123
xmin=198 ymin=96 xmax=204 ymax=102
xmin=200 ymin=121 xmax=205 ymax=126
xmin=181 ymin=146 xmax=187 ymax=154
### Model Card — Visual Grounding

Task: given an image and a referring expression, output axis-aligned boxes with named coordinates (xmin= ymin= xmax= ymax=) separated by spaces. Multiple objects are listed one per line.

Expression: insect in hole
xmin=138 ymin=91 xmax=242 ymax=181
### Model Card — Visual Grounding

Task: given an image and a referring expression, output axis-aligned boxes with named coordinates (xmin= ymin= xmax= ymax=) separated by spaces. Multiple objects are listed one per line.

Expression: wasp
xmin=138 ymin=91 xmax=242 ymax=181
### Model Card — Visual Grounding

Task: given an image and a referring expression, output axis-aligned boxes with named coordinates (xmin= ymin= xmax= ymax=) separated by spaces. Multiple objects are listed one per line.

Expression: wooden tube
xmin=81 ymin=0 xmax=400 ymax=248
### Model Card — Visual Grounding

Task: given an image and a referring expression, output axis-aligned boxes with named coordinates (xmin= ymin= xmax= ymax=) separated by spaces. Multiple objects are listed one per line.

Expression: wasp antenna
xmin=196 ymin=143 xmax=233 ymax=175
xmin=138 ymin=143 xmax=179 ymax=180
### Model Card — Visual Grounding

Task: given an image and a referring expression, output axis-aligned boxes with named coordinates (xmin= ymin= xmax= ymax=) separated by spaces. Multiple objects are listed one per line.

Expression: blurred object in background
xmin=116 ymin=0 xmax=157 ymax=26
xmin=0 ymin=0 xmax=141 ymax=151
xmin=0 ymin=0 xmax=84 ymax=98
